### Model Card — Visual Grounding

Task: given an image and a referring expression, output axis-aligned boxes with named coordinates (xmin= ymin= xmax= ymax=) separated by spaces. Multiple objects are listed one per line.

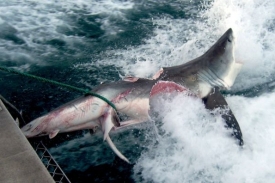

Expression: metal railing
xmin=35 ymin=141 xmax=71 ymax=183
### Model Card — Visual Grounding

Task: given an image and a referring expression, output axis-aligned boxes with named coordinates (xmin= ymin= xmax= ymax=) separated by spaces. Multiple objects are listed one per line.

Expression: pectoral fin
xmin=102 ymin=108 xmax=120 ymax=141
xmin=203 ymin=87 xmax=243 ymax=146
xmin=49 ymin=129 xmax=60 ymax=139
xmin=106 ymin=134 xmax=130 ymax=163
xmin=100 ymin=107 xmax=129 ymax=163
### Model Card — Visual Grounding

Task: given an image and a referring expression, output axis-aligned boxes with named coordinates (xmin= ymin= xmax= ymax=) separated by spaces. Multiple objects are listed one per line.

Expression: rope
xmin=0 ymin=66 xmax=117 ymax=111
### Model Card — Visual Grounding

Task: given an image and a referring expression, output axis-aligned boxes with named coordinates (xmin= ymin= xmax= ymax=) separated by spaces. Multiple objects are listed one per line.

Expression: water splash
xmin=18 ymin=0 xmax=275 ymax=182
xmin=117 ymin=0 xmax=275 ymax=182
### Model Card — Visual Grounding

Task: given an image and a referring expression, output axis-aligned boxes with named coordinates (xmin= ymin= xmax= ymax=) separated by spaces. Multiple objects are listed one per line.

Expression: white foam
xmin=26 ymin=0 xmax=275 ymax=181
xmin=110 ymin=0 xmax=275 ymax=182
xmin=89 ymin=0 xmax=275 ymax=91
xmin=96 ymin=18 xmax=200 ymax=78
xmin=134 ymin=92 xmax=275 ymax=182
xmin=197 ymin=0 xmax=275 ymax=91
xmin=0 ymin=0 xmax=134 ymax=65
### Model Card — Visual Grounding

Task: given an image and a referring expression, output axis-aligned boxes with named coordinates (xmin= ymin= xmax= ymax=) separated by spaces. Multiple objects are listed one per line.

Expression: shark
xmin=21 ymin=28 xmax=243 ymax=163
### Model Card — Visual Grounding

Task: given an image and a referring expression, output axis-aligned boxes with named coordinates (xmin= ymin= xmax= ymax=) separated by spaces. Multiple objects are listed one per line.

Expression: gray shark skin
xmin=21 ymin=28 xmax=243 ymax=163
xmin=203 ymin=87 xmax=243 ymax=146
xmin=157 ymin=28 xmax=242 ymax=98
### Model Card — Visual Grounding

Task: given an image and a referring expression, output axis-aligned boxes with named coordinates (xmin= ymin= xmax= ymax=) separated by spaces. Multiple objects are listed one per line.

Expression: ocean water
xmin=1 ymin=0 xmax=275 ymax=182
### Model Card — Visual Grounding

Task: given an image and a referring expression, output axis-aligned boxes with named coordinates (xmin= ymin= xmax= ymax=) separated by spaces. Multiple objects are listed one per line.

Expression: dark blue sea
xmin=1 ymin=0 xmax=275 ymax=182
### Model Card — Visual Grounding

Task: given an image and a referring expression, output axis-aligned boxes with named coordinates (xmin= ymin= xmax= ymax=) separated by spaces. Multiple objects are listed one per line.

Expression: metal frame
xmin=35 ymin=141 xmax=71 ymax=183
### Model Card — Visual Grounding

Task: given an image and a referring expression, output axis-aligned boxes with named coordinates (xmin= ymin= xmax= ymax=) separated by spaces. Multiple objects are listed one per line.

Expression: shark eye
xmin=227 ymin=38 xmax=232 ymax=43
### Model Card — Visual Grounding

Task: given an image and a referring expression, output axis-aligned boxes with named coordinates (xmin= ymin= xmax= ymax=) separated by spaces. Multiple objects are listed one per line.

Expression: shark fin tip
xmin=49 ymin=129 xmax=59 ymax=139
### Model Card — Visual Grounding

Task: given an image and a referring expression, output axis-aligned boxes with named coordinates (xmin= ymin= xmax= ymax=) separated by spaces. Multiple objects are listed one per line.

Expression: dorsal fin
xmin=152 ymin=68 xmax=163 ymax=79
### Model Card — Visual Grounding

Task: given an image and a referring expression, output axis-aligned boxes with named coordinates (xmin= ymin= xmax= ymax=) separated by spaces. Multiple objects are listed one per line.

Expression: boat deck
xmin=0 ymin=99 xmax=54 ymax=183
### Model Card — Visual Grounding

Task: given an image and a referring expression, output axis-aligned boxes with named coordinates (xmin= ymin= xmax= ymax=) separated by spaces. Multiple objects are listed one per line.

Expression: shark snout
xmin=226 ymin=28 xmax=234 ymax=43
xmin=21 ymin=120 xmax=46 ymax=138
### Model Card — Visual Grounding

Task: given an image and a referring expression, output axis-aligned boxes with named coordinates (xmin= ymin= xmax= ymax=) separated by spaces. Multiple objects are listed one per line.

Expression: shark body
xmin=21 ymin=28 xmax=243 ymax=163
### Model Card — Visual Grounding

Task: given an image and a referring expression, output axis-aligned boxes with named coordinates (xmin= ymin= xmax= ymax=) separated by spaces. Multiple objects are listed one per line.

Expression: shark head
xmin=199 ymin=28 xmax=242 ymax=90
xmin=21 ymin=118 xmax=47 ymax=138
xmin=159 ymin=28 xmax=243 ymax=98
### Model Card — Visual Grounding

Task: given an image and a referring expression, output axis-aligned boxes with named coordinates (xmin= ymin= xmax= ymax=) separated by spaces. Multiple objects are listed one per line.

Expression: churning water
xmin=1 ymin=0 xmax=275 ymax=182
